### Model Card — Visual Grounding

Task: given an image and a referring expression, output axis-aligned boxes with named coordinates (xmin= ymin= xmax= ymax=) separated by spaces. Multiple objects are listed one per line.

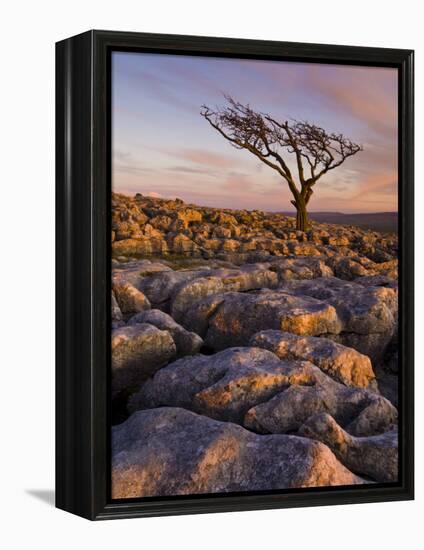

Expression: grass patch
xmin=112 ymin=252 xmax=209 ymax=271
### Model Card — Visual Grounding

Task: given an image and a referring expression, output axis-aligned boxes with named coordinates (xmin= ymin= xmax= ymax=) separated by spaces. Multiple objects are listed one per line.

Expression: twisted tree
xmin=201 ymin=96 xmax=362 ymax=231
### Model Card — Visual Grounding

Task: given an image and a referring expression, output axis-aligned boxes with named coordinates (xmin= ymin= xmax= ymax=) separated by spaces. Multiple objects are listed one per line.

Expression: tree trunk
xmin=295 ymin=201 xmax=309 ymax=231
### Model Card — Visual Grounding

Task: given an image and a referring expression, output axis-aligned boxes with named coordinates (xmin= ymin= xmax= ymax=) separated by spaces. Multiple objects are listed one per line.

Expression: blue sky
xmin=112 ymin=51 xmax=398 ymax=213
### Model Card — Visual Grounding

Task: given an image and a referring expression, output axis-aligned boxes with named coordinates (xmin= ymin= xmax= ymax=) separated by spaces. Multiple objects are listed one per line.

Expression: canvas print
xmin=110 ymin=52 xmax=399 ymax=499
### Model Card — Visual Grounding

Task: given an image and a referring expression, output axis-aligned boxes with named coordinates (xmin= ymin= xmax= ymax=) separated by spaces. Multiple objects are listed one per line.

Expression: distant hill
xmin=279 ymin=211 xmax=398 ymax=234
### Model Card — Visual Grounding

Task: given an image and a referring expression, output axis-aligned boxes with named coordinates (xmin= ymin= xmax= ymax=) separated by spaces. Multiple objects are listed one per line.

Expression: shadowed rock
xmin=112 ymin=259 xmax=172 ymax=288
xmin=181 ymin=293 xmax=227 ymax=337
xmin=354 ymin=274 xmax=398 ymax=289
xmin=326 ymin=255 xmax=375 ymax=280
xmin=112 ymin=407 xmax=366 ymax=498
xmin=170 ymin=265 xmax=278 ymax=322
xmin=139 ymin=270 xmax=206 ymax=309
xmin=111 ymin=323 xmax=176 ymax=397
xmin=250 ymin=330 xmax=377 ymax=389
xmin=299 ymin=412 xmax=398 ymax=482
xmin=111 ymin=291 xmax=123 ymax=326
xmin=127 ymin=309 xmax=203 ymax=356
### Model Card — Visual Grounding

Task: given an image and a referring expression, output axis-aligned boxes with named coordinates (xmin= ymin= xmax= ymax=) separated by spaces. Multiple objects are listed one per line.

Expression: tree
xmin=201 ymin=96 xmax=362 ymax=231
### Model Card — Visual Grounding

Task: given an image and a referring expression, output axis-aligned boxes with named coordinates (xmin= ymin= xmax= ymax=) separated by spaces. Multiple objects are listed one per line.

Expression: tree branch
xmin=200 ymin=96 xmax=363 ymax=219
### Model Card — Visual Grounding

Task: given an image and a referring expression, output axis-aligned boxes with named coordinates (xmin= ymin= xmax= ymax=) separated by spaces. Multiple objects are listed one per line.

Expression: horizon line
xmin=112 ymin=191 xmax=397 ymax=216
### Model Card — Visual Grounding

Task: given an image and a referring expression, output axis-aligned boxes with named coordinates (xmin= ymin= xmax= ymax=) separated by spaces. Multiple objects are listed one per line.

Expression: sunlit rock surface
xmin=111 ymin=193 xmax=399 ymax=490
xmin=299 ymin=412 xmax=398 ymax=482
xmin=128 ymin=347 xmax=397 ymax=437
xmin=127 ymin=309 xmax=203 ymax=356
xmin=249 ymin=330 xmax=376 ymax=389
xmin=112 ymin=407 xmax=366 ymax=498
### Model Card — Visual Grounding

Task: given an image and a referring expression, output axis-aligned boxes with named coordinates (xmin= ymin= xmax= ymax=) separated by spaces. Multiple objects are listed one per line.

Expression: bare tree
xmin=201 ymin=96 xmax=362 ymax=231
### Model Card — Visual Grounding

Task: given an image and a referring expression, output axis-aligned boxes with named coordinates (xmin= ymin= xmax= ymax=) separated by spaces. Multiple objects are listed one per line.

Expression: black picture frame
xmin=56 ymin=29 xmax=414 ymax=520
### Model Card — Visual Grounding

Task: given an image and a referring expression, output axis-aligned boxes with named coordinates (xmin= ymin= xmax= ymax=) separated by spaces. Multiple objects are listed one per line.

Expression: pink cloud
xmin=307 ymin=66 xmax=397 ymax=137
xmin=178 ymin=148 xmax=237 ymax=169
xmin=351 ymin=172 xmax=397 ymax=200
xmin=222 ymin=173 xmax=254 ymax=192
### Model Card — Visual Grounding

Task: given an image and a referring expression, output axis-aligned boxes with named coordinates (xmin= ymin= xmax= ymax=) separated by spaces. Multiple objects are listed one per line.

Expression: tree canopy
xmin=201 ymin=95 xmax=363 ymax=230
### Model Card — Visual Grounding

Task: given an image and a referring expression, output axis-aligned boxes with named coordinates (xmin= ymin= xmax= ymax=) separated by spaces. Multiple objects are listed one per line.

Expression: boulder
xmin=112 ymin=259 xmax=172 ymax=288
xmin=112 ymin=281 xmax=151 ymax=315
xmin=326 ymin=236 xmax=350 ymax=247
xmin=329 ymin=333 xmax=394 ymax=368
xmin=368 ymin=247 xmax=395 ymax=263
xmin=212 ymin=226 xmax=232 ymax=239
xmin=268 ymin=257 xmax=333 ymax=281
xmin=111 ymin=323 xmax=176 ymax=397
xmin=112 ymin=237 xmax=169 ymax=257
xmin=203 ymin=289 xmax=341 ymax=350
xmin=168 ymin=233 xmax=201 ymax=255
xmin=299 ymin=412 xmax=398 ymax=482
xmin=200 ymin=238 xmax=222 ymax=252
xmin=209 ymin=211 xmax=237 ymax=225
xmin=354 ymin=274 xmax=398 ymax=289
xmin=138 ymin=270 xmax=206 ymax=309
xmin=244 ymin=365 xmax=397 ymax=437
xmin=280 ymin=277 xmax=397 ymax=334
xmin=136 ymin=263 xmax=279 ymax=317
xmin=113 ymin=220 xmax=141 ymax=240
xmin=170 ymin=276 xmax=227 ymax=322
xmin=170 ymin=265 xmax=278 ymax=322
xmin=111 ymin=291 xmax=122 ymax=322
xmin=177 ymin=208 xmax=203 ymax=227
xmin=287 ymin=242 xmax=323 ymax=256
xmin=142 ymin=223 xmax=164 ymax=239
xmin=250 ymin=330 xmax=376 ymax=389
xmin=112 ymin=407 xmax=365 ymax=498
xmin=129 ymin=347 xmax=396 ymax=437
xmin=221 ymin=239 xmax=241 ymax=252
xmin=149 ymin=215 xmax=173 ymax=231
xmin=127 ymin=309 xmax=203 ymax=356
xmin=129 ymin=347 xmax=289 ymax=422
xmin=181 ymin=293 xmax=227 ymax=337
xmin=326 ymin=256 xmax=373 ymax=280
xmin=279 ymin=277 xmax=397 ymax=361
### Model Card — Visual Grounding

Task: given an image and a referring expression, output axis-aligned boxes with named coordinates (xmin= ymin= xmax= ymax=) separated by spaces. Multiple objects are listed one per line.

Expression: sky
xmin=112 ymin=52 xmax=398 ymax=213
